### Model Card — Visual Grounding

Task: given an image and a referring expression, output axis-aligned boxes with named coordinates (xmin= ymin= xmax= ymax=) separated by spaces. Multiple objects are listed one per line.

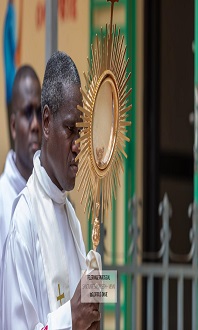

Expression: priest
xmin=0 ymin=65 xmax=42 ymax=263
xmin=1 ymin=51 xmax=100 ymax=330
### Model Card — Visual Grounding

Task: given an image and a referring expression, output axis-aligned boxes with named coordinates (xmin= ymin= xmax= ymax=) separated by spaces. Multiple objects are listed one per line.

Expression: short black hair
xmin=41 ymin=51 xmax=81 ymax=115
xmin=12 ymin=65 xmax=40 ymax=109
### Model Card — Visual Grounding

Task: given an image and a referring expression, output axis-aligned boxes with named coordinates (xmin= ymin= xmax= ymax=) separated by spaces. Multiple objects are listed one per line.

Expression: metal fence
xmin=102 ymin=194 xmax=198 ymax=330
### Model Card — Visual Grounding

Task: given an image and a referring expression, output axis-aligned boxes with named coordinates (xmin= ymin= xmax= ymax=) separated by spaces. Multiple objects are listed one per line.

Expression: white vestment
xmin=1 ymin=151 xmax=87 ymax=330
xmin=0 ymin=150 xmax=26 ymax=263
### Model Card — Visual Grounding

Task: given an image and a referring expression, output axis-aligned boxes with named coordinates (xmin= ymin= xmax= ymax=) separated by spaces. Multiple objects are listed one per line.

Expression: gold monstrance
xmin=76 ymin=0 xmax=132 ymax=251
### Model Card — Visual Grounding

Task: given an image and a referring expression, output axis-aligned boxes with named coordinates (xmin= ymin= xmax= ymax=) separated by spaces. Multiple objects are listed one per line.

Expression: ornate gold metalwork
xmin=76 ymin=0 xmax=131 ymax=250
xmin=92 ymin=202 xmax=101 ymax=251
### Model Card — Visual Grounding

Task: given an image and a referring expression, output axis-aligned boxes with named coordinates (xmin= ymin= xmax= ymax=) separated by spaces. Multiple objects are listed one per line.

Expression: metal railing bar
xmin=162 ymin=275 xmax=169 ymax=330
xmin=177 ymin=276 xmax=183 ymax=330
xmin=132 ymin=275 xmax=136 ymax=330
xmin=104 ymin=264 xmax=198 ymax=278
xmin=147 ymin=275 xmax=154 ymax=330
xmin=115 ymin=273 xmax=121 ymax=330
xmin=192 ymin=279 xmax=197 ymax=330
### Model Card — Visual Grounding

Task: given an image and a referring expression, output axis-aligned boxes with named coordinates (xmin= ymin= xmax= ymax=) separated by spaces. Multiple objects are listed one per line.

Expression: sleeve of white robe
xmin=1 ymin=199 xmax=73 ymax=330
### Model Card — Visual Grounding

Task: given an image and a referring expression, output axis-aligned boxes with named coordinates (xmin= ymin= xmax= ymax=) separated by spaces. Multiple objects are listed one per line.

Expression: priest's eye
xmin=65 ymin=126 xmax=74 ymax=135
xmin=65 ymin=126 xmax=81 ymax=136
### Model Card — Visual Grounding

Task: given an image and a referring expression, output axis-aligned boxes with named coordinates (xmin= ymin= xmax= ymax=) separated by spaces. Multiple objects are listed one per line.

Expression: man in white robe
xmin=0 ymin=65 xmax=42 ymax=262
xmin=1 ymin=51 xmax=100 ymax=330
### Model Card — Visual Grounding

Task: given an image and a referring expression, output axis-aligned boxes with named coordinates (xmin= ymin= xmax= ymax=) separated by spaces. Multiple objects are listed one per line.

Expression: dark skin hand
xmin=71 ymin=272 xmax=101 ymax=330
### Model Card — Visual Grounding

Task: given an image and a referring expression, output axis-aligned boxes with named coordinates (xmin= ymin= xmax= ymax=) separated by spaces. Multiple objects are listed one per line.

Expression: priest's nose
xmin=72 ymin=137 xmax=80 ymax=155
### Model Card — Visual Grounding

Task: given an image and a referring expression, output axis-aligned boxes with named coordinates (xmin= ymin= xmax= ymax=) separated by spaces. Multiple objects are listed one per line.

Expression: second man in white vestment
xmin=0 ymin=65 xmax=42 ymax=263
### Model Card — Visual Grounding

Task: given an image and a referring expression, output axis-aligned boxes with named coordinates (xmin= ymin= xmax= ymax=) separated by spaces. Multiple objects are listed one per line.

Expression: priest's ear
xmin=10 ymin=112 xmax=16 ymax=142
xmin=42 ymin=105 xmax=51 ymax=140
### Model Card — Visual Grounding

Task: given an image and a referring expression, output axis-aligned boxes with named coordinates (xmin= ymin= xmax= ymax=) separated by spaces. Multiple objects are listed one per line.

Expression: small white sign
xmin=81 ymin=270 xmax=117 ymax=303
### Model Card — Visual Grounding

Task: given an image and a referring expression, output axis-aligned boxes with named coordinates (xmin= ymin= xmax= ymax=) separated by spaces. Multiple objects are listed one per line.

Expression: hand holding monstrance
xmin=76 ymin=0 xmax=132 ymax=257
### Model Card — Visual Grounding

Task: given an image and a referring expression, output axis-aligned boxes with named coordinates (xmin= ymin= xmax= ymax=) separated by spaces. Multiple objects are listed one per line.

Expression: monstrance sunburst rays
xmin=75 ymin=0 xmax=132 ymax=231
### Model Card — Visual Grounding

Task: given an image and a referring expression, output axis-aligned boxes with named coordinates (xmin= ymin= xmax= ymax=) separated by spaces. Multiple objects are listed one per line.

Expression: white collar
xmin=33 ymin=151 xmax=67 ymax=205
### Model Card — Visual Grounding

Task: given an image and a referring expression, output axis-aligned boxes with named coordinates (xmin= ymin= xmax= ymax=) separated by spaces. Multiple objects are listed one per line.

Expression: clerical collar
xmin=33 ymin=150 xmax=67 ymax=205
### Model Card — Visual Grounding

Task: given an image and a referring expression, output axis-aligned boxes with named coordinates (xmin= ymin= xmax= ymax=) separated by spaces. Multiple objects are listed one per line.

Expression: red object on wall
xmin=36 ymin=0 xmax=77 ymax=29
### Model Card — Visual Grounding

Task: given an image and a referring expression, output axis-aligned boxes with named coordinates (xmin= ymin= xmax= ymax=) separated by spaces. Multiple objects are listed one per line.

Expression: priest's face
xmin=45 ymin=84 xmax=82 ymax=191
xmin=11 ymin=76 xmax=42 ymax=180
